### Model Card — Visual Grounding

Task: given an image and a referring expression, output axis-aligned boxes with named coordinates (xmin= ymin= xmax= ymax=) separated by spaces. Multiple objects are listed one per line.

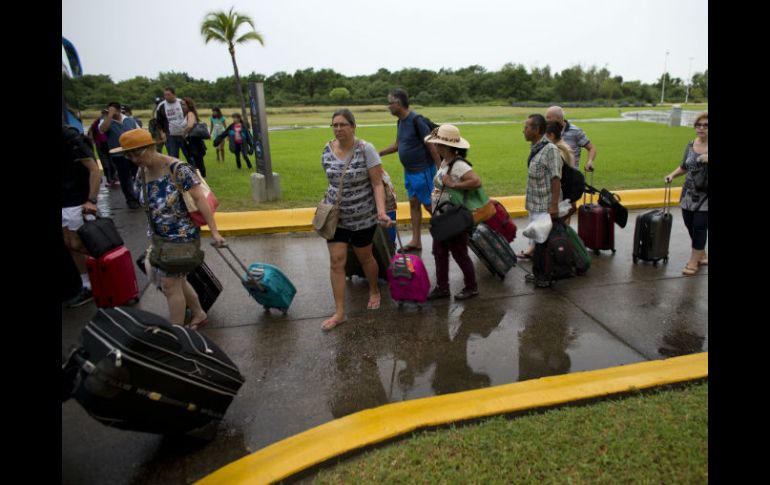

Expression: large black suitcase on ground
xmin=63 ymin=306 xmax=244 ymax=435
xmin=345 ymin=225 xmax=395 ymax=280
xmin=632 ymin=184 xmax=673 ymax=266
xmin=77 ymin=217 xmax=124 ymax=258
xmin=468 ymin=223 xmax=517 ymax=280
xmin=137 ymin=254 xmax=223 ymax=312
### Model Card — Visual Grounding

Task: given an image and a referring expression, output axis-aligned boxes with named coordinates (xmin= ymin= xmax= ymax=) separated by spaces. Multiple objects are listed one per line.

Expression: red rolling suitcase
xmin=86 ymin=246 xmax=139 ymax=308
xmin=577 ymin=172 xmax=615 ymax=254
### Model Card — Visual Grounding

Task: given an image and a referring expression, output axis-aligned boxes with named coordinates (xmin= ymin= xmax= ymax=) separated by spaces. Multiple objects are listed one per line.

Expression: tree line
xmin=67 ymin=64 xmax=708 ymax=110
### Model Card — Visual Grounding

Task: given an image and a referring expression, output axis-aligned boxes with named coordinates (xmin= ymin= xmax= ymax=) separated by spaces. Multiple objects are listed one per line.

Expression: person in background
xmin=181 ymin=97 xmax=208 ymax=177
xmin=155 ymin=86 xmax=191 ymax=162
xmin=99 ymin=102 xmax=141 ymax=209
xmin=122 ymin=105 xmax=142 ymax=128
xmin=112 ymin=128 xmax=226 ymax=328
xmin=378 ymin=88 xmax=441 ymax=253
xmin=214 ymin=113 xmax=253 ymax=170
xmin=87 ymin=109 xmax=118 ymax=187
xmin=319 ymin=109 xmax=391 ymax=331
xmin=545 ymin=106 xmax=597 ymax=171
xmin=665 ymin=111 xmax=708 ymax=276
xmin=210 ymin=107 xmax=227 ymax=163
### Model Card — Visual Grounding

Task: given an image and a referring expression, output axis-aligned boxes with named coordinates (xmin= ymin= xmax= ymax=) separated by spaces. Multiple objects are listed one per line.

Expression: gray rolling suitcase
xmin=468 ymin=223 xmax=517 ymax=280
xmin=633 ymin=183 xmax=673 ymax=266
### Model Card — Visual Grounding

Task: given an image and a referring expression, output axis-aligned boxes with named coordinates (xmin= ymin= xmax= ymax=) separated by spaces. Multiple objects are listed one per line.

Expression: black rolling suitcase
xmin=633 ymin=184 xmax=673 ymax=266
xmin=136 ymin=253 xmax=223 ymax=312
xmin=345 ymin=225 xmax=395 ymax=280
xmin=468 ymin=223 xmax=517 ymax=280
xmin=63 ymin=307 xmax=244 ymax=435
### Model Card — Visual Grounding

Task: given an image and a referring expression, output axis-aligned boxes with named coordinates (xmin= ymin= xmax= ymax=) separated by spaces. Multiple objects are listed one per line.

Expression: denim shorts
xmin=404 ymin=165 xmax=437 ymax=207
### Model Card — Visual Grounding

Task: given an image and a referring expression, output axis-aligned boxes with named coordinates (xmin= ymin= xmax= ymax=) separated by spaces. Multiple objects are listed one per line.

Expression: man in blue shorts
xmin=379 ymin=89 xmax=440 ymax=251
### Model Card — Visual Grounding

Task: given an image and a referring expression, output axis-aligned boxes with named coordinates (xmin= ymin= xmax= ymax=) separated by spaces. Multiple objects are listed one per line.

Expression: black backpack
xmin=561 ymin=164 xmax=586 ymax=203
xmin=413 ymin=114 xmax=439 ymax=135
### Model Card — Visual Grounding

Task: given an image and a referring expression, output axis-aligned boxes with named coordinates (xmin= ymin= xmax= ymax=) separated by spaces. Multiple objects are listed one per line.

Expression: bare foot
xmin=322 ymin=314 xmax=347 ymax=331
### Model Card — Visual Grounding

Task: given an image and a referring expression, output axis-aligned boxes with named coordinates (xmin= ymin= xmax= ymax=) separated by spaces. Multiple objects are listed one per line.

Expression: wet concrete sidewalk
xmin=61 ymin=183 xmax=708 ymax=485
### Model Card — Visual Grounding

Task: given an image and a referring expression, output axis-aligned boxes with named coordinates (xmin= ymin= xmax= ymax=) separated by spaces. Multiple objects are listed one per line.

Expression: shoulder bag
xmin=429 ymin=158 xmax=475 ymax=242
xmin=170 ymin=162 xmax=219 ymax=227
xmin=312 ymin=141 xmax=359 ymax=239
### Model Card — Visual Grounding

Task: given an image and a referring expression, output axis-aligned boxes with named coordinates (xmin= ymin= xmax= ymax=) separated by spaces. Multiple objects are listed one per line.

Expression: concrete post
xmin=670 ymin=104 xmax=682 ymax=127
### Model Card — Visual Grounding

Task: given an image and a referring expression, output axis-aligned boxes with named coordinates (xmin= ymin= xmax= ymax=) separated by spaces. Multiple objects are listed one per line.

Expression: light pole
xmin=685 ymin=57 xmax=694 ymax=104
xmin=660 ymin=51 xmax=669 ymax=105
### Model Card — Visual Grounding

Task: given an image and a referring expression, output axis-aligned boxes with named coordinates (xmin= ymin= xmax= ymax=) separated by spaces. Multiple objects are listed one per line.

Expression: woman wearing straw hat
xmin=111 ymin=128 xmax=226 ymax=329
xmin=425 ymin=124 xmax=482 ymax=301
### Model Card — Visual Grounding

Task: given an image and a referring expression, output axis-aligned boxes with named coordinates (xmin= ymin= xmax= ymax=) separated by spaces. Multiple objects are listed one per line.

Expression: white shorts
xmin=61 ymin=206 xmax=86 ymax=231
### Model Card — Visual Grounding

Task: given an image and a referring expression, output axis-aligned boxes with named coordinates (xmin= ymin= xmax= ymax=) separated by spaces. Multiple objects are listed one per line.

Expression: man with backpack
xmin=378 ymin=89 xmax=441 ymax=252
xmin=520 ymin=114 xmax=562 ymax=262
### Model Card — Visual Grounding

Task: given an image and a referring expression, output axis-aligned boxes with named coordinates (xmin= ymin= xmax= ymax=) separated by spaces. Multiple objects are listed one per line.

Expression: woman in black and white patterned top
xmin=320 ymin=109 xmax=392 ymax=330
xmin=665 ymin=111 xmax=708 ymax=276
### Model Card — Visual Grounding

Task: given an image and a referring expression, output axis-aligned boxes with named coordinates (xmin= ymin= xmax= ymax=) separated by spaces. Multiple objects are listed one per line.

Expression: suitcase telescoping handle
xmin=663 ymin=181 xmax=672 ymax=215
xmin=583 ymin=169 xmax=595 ymax=205
xmin=383 ymin=218 xmax=411 ymax=268
xmin=211 ymin=243 xmax=265 ymax=292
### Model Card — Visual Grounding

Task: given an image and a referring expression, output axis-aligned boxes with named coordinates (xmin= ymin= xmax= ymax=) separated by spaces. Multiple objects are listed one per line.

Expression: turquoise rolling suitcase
xmin=215 ymin=245 xmax=297 ymax=314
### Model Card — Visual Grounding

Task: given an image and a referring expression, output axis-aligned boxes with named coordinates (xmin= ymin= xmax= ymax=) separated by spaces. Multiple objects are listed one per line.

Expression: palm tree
xmin=201 ymin=7 xmax=264 ymax=127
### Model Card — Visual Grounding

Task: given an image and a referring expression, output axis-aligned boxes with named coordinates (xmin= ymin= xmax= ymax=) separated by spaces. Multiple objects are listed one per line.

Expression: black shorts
xmin=328 ymin=224 xmax=377 ymax=248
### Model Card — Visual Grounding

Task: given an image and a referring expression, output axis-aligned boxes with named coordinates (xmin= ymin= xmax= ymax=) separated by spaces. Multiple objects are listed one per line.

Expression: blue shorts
xmin=404 ymin=165 xmax=437 ymax=207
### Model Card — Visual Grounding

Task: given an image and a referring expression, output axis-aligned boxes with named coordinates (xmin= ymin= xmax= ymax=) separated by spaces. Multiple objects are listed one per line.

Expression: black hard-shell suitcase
xmin=136 ymin=254 xmax=222 ymax=312
xmin=77 ymin=217 xmax=124 ymax=258
xmin=345 ymin=225 xmax=395 ymax=280
xmin=468 ymin=223 xmax=517 ymax=280
xmin=63 ymin=306 xmax=244 ymax=435
xmin=633 ymin=184 xmax=673 ymax=266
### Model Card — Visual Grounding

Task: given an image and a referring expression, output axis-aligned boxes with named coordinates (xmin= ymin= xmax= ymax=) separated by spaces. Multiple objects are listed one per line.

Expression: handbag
xmin=472 ymin=200 xmax=496 ymax=224
xmin=188 ymin=122 xmax=210 ymax=139
xmin=430 ymin=200 xmax=475 ymax=242
xmin=171 ymin=162 xmax=219 ymax=227
xmin=313 ymin=141 xmax=359 ymax=239
xmin=382 ymin=170 xmax=398 ymax=212
xmin=598 ymin=188 xmax=628 ymax=228
xmin=149 ymin=234 xmax=204 ymax=274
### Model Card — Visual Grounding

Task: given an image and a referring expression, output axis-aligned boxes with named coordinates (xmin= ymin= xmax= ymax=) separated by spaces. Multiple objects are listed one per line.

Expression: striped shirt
xmin=526 ymin=137 xmax=562 ymax=213
xmin=322 ymin=139 xmax=382 ymax=231
xmin=562 ymin=121 xmax=591 ymax=168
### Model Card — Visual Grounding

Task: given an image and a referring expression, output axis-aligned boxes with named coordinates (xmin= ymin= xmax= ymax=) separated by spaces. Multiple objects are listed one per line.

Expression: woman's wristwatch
xmin=88 ymin=197 xmax=98 ymax=204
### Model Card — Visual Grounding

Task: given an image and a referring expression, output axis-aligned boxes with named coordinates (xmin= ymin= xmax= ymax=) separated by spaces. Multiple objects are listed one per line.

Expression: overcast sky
xmin=62 ymin=0 xmax=707 ymax=84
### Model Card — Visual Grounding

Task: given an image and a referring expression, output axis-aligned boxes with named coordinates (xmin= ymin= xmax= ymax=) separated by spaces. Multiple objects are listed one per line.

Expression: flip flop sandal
xmin=367 ymin=295 xmax=381 ymax=310
xmin=682 ymin=265 xmax=699 ymax=276
xmin=187 ymin=318 xmax=209 ymax=330
xmin=322 ymin=316 xmax=347 ymax=331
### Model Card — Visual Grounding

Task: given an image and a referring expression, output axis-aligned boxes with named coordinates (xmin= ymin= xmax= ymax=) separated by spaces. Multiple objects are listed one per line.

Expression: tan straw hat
xmin=109 ymin=128 xmax=156 ymax=154
xmin=424 ymin=124 xmax=470 ymax=149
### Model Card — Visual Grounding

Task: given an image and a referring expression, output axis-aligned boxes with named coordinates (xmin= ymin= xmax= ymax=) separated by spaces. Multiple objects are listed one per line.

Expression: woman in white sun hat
xmin=424 ymin=124 xmax=484 ymax=301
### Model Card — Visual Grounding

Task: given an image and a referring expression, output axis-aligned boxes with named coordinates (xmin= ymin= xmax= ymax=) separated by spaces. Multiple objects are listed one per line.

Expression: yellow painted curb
xmin=196 ymin=352 xmax=707 ymax=485
xmin=203 ymin=187 xmax=681 ymax=236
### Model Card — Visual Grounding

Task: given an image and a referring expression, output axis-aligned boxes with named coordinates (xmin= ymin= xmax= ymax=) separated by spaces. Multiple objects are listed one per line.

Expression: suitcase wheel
xmin=263 ymin=306 xmax=271 ymax=313
xmin=653 ymin=260 xmax=658 ymax=267
xmin=282 ymin=309 xmax=288 ymax=316
xmin=611 ymin=249 xmax=616 ymax=254
xmin=633 ymin=256 xmax=638 ymax=264
xmin=593 ymin=249 xmax=600 ymax=255
xmin=663 ymin=256 xmax=669 ymax=264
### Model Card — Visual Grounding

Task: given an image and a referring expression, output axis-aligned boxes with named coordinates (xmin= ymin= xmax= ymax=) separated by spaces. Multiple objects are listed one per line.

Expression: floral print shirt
xmin=134 ymin=161 xmax=200 ymax=241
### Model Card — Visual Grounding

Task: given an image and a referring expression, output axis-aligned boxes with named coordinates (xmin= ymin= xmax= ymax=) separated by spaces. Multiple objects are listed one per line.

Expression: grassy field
xmin=314 ymin=381 xmax=708 ymax=484
xmin=81 ymin=103 xmax=708 ymax=128
xmin=198 ymin=120 xmax=695 ymax=211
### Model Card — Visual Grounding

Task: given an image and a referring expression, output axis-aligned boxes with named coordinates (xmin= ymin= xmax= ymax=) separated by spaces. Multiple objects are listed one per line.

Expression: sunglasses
xmin=695 ymin=123 xmax=708 ymax=128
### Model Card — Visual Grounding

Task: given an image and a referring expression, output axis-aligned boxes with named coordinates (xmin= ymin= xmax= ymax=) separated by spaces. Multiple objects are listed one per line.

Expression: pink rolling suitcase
xmin=387 ymin=229 xmax=430 ymax=304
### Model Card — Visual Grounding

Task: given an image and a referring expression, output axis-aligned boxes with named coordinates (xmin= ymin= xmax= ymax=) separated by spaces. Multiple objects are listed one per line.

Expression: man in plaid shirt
xmin=520 ymin=114 xmax=563 ymax=260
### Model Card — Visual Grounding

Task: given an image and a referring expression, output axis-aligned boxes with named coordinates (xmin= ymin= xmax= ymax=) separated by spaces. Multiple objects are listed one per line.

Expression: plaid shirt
xmin=526 ymin=137 xmax=562 ymax=213
xmin=562 ymin=121 xmax=591 ymax=167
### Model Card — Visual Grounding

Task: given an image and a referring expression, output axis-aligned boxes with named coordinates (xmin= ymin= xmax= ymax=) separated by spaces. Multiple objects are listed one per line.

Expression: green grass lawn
xmin=200 ymin=120 xmax=696 ymax=211
xmin=313 ymin=381 xmax=708 ymax=484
